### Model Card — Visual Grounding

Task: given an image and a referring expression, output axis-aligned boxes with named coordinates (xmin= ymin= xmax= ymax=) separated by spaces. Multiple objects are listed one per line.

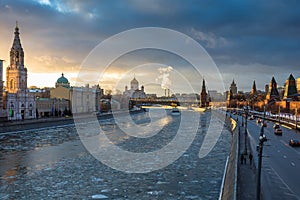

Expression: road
xmin=235 ymin=113 xmax=300 ymax=200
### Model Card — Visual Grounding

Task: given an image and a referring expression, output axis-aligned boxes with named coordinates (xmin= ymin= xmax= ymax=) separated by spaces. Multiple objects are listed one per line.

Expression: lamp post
xmin=241 ymin=112 xmax=244 ymax=127
xmin=256 ymin=125 xmax=267 ymax=200
xmin=244 ymin=106 xmax=248 ymax=155
xmin=9 ymin=102 xmax=13 ymax=121
xmin=256 ymin=101 xmax=274 ymax=200
xmin=295 ymin=107 xmax=297 ymax=130
xmin=278 ymin=106 xmax=281 ymax=124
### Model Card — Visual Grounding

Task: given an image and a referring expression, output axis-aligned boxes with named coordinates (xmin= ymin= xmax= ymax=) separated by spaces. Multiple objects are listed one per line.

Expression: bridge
xmin=129 ymin=98 xmax=201 ymax=108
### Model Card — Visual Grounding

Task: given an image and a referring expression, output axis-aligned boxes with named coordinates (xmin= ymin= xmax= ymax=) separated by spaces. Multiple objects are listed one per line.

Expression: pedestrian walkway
xmin=237 ymin=125 xmax=257 ymax=200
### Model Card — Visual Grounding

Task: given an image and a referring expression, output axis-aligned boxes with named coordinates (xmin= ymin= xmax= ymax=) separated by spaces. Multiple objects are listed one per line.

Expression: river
xmin=0 ymin=110 xmax=231 ymax=199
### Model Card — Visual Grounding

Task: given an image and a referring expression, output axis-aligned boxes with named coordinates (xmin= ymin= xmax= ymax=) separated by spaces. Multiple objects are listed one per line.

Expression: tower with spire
xmin=266 ymin=76 xmax=280 ymax=103
xmin=251 ymin=80 xmax=257 ymax=95
xmin=4 ymin=22 xmax=36 ymax=120
xmin=200 ymin=79 xmax=208 ymax=108
xmin=6 ymin=21 xmax=27 ymax=93
xmin=284 ymin=74 xmax=297 ymax=100
xmin=230 ymin=79 xmax=237 ymax=95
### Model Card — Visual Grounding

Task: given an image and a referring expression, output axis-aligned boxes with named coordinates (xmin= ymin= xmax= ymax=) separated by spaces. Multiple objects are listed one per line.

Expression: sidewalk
xmin=237 ymin=124 xmax=257 ymax=200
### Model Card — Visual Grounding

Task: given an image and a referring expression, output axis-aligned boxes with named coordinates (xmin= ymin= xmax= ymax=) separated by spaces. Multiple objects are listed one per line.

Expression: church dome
xmin=56 ymin=73 xmax=70 ymax=88
xmin=57 ymin=73 xmax=69 ymax=83
xmin=131 ymin=77 xmax=138 ymax=84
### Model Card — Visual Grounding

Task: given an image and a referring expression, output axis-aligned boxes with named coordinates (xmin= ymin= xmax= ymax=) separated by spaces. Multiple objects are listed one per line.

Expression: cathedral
xmin=123 ymin=76 xmax=146 ymax=98
xmin=3 ymin=22 xmax=36 ymax=120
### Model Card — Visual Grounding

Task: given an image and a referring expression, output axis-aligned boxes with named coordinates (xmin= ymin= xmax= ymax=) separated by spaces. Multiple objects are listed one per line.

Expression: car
xmin=273 ymin=123 xmax=280 ymax=129
xmin=289 ymin=139 xmax=300 ymax=147
xmin=249 ymin=115 xmax=255 ymax=120
xmin=259 ymin=121 xmax=267 ymax=127
xmin=263 ymin=122 xmax=267 ymax=127
xmin=257 ymin=118 xmax=262 ymax=124
xmin=274 ymin=128 xmax=283 ymax=135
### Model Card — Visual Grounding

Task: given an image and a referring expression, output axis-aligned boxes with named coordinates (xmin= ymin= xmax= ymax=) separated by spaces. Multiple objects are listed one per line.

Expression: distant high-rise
xmin=200 ymin=79 xmax=207 ymax=108
xmin=230 ymin=79 xmax=237 ymax=95
xmin=266 ymin=76 xmax=280 ymax=102
xmin=284 ymin=74 xmax=297 ymax=100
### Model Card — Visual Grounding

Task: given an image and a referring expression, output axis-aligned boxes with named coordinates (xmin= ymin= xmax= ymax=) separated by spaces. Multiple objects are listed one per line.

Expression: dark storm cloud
xmin=0 ymin=0 xmax=299 ymax=90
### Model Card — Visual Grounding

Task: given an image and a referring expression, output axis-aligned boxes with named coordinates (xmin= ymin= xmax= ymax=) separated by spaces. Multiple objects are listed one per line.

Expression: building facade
xmin=4 ymin=23 xmax=36 ymax=120
xmin=36 ymin=98 xmax=70 ymax=118
xmin=50 ymin=73 xmax=103 ymax=114
xmin=0 ymin=60 xmax=6 ymax=118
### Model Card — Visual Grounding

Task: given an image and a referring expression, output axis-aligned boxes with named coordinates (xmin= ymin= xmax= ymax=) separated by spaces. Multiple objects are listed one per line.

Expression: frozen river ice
xmin=0 ymin=110 xmax=231 ymax=199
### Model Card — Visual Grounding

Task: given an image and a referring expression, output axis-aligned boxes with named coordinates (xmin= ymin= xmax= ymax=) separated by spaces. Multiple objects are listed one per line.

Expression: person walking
xmin=249 ymin=153 xmax=253 ymax=165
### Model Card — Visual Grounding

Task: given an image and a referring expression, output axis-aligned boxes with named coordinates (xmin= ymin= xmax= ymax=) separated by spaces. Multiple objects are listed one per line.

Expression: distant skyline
xmin=0 ymin=0 xmax=300 ymax=93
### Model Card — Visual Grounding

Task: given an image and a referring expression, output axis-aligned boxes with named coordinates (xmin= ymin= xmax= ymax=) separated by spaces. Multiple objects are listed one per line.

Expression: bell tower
xmin=6 ymin=21 xmax=28 ymax=93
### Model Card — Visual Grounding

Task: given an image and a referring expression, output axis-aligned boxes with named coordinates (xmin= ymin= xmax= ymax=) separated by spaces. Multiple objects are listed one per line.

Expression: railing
xmin=248 ymin=110 xmax=299 ymax=129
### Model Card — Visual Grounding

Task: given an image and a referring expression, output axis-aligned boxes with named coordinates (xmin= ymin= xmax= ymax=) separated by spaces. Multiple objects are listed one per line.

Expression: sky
xmin=0 ymin=0 xmax=300 ymax=95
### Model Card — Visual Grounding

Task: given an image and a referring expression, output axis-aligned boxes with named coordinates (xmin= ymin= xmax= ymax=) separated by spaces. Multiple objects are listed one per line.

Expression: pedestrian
xmin=240 ymin=153 xmax=244 ymax=164
xmin=249 ymin=153 xmax=253 ymax=165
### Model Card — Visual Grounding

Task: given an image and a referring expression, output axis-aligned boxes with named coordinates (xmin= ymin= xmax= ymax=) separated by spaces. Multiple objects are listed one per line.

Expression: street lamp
xmin=278 ymin=106 xmax=281 ymax=124
xmin=256 ymin=127 xmax=267 ymax=200
xmin=256 ymin=101 xmax=274 ymax=200
xmin=244 ymin=106 xmax=249 ymax=155
xmin=295 ymin=107 xmax=298 ymax=130
xmin=241 ymin=113 xmax=244 ymax=127
xmin=9 ymin=102 xmax=14 ymax=121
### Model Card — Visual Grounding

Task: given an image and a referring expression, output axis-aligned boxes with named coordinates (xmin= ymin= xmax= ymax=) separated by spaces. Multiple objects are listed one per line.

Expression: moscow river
xmin=0 ymin=110 xmax=231 ymax=199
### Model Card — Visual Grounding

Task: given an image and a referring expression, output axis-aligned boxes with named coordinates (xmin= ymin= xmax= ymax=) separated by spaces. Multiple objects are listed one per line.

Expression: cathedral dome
xmin=130 ymin=77 xmax=139 ymax=91
xmin=56 ymin=73 xmax=70 ymax=88
xmin=131 ymin=77 xmax=138 ymax=84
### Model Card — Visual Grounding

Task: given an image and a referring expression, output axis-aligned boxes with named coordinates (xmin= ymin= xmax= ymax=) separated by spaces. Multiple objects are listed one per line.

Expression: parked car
xmin=289 ymin=139 xmax=300 ymax=147
xmin=273 ymin=123 xmax=280 ymax=129
xmin=274 ymin=128 xmax=283 ymax=135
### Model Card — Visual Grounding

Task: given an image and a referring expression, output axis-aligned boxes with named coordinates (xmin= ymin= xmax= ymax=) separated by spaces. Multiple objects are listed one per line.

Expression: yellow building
xmin=50 ymin=73 xmax=103 ymax=114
